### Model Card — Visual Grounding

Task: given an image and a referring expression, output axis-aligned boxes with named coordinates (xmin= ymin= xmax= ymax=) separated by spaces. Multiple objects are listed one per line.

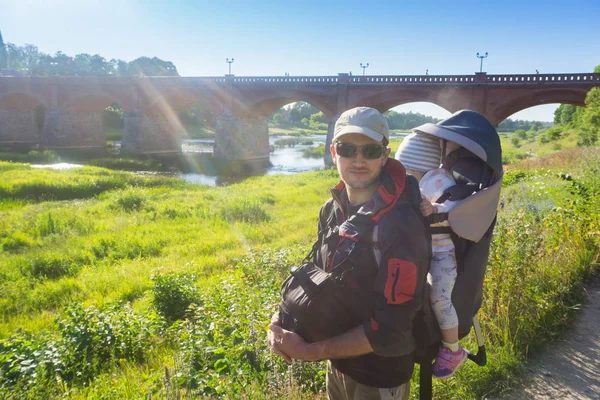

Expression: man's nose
xmin=351 ymin=151 xmax=367 ymax=164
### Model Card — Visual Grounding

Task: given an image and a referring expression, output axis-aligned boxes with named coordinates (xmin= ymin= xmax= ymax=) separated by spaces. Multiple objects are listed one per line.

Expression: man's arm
xmin=268 ymin=320 xmax=373 ymax=363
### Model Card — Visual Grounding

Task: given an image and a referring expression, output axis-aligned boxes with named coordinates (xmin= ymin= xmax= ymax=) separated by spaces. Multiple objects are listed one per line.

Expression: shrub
xmin=109 ymin=190 xmax=146 ymax=212
xmin=89 ymin=234 xmax=165 ymax=261
xmin=302 ymin=145 xmax=325 ymax=158
xmin=37 ymin=212 xmax=61 ymax=237
xmin=515 ymin=129 xmax=527 ymax=139
xmin=22 ymin=252 xmax=88 ymax=280
xmin=0 ymin=150 xmax=60 ymax=164
xmin=220 ymin=199 xmax=271 ymax=223
xmin=545 ymin=126 xmax=563 ymax=141
xmin=89 ymin=157 xmax=162 ymax=171
xmin=502 ymin=170 xmax=531 ymax=187
xmin=56 ymin=303 xmax=155 ymax=384
xmin=151 ymin=269 xmax=200 ymax=323
xmin=0 ymin=303 xmax=156 ymax=394
xmin=169 ymin=271 xmax=326 ymax=397
xmin=1 ymin=232 xmax=35 ymax=252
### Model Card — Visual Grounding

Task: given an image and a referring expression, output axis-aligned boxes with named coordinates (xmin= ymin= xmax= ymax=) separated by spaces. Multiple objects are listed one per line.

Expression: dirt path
xmin=492 ymin=273 xmax=600 ymax=400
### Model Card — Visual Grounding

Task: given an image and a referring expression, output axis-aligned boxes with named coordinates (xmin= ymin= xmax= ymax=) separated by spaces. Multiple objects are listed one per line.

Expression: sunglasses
xmin=335 ymin=142 xmax=386 ymax=160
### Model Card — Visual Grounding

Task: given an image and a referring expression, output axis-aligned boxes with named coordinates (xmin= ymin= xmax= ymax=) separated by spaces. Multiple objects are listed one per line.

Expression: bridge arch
xmin=382 ymin=102 xmax=451 ymax=132
xmin=246 ymin=92 xmax=336 ymax=118
xmin=489 ymin=88 xmax=588 ymax=126
xmin=144 ymin=87 xmax=209 ymax=116
xmin=0 ymin=93 xmax=47 ymax=146
xmin=64 ymin=94 xmax=129 ymax=113
xmin=350 ymin=87 xmax=454 ymax=116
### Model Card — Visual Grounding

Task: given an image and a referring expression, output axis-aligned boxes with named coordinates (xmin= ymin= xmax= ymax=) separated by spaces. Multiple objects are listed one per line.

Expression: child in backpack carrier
xmin=395 ymin=132 xmax=468 ymax=379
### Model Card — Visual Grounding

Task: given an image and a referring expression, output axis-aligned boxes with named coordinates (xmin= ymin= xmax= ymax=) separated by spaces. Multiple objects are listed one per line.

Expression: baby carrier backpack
xmin=393 ymin=110 xmax=504 ymax=399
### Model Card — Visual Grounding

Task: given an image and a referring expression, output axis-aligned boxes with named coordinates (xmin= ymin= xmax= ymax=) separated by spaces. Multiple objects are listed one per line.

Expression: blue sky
xmin=2 ymin=0 xmax=599 ymax=121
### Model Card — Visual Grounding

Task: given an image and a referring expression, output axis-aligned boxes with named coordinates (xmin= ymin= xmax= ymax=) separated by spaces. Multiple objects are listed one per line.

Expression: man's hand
xmin=420 ymin=196 xmax=435 ymax=216
xmin=267 ymin=312 xmax=293 ymax=363
xmin=268 ymin=324 xmax=320 ymax=362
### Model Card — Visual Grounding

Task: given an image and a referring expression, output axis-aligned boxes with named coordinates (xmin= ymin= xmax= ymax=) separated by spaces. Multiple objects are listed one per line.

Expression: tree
xmin=515 ymin=129 xmax=527 ymax=139
xmin=383 ymin=110 xmax=439 ymax=130
xmin=289 ymin=108 xmax=301 ymax=123
xmin=3 ymin=42 xmax=180 ymax=77
xmin=553 ymin=104 xmax=577 ymax=126
xmin=126 ymin=57 xmax=179 ymax=76
xmin=310 ymin=111 xmax=328 ymax=124
xmin=0 ymin=31 xmax=7 ymax=69
xmin=578 ymin=87 xmax=600 ymax=146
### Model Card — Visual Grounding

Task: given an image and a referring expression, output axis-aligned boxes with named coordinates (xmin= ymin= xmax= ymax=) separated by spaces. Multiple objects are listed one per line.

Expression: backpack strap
xmin=372 ymin=225 xmax=382 ymax=268
xmin=430 ymin=226 xmax=452 ymax=235
xmin=371 ymin=174 xmax=425 ymax=269
xmin=426 ymin=213 xmax=449 ymax=225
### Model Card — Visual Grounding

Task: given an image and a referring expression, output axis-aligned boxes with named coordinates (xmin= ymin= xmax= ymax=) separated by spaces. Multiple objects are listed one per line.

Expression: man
xmin=268 ymin=107 xmax=430 ymax=399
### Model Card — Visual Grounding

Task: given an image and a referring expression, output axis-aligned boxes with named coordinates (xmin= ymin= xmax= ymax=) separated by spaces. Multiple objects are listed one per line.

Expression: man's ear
xmin=381 ymin=148 xmax=391 ymax=167
xmin=330 ymin=143 xmax=337 ymax=165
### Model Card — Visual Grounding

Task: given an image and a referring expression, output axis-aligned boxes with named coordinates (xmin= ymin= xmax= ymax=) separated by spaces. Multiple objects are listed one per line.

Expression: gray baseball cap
xmin=333 ymin=107 xmax=390 ymax=143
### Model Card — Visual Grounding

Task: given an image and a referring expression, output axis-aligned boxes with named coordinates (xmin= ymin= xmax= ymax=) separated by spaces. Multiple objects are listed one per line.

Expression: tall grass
xmin=0 ymin=149 xmax=598 ymax=399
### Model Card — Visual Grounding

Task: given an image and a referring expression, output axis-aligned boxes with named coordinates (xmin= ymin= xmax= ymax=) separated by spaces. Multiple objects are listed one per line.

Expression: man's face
xmin=331 ymin=133 xmax=391 ymax=191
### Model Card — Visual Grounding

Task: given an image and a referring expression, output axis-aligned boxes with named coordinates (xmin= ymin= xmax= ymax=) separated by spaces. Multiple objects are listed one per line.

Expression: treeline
xmin=551 ymin=68 xmax=600 ymax=147
xmin=269 ymin=102 xmax=329 ymax=131
xmin=269 ymin=102 xmax=552 ymax=133
xmin=383 ymin=110 xmax=439 ymax=131
xmin=269 ymin=103 xmax=441 ymax=131
xmin=497 ymin=119 xmax=552 ymax=132
xmin=0 ymin=35 xmax=178 ymax=77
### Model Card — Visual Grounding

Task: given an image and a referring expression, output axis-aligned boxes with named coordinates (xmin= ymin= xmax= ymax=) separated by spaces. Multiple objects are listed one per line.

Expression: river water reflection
xmin=180 ymin=135 xmax=327 ymax=186
xmin=32 ymin=133 xmax=406 ymax=187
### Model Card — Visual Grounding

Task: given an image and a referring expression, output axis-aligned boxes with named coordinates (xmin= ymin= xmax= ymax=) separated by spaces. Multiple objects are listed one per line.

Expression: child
xmin=395 ymin=132 xmax=468 ymax=379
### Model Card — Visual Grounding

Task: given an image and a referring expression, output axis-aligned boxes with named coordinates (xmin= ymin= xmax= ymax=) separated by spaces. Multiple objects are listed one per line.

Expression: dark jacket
xmin=314 ymin=158 xmax=431 ymax=388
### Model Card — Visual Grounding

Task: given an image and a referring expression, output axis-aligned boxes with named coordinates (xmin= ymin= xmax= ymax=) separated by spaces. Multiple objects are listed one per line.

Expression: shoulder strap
xmin=371 ymin=174 xmax=425 ymax=268
xmin=305 ymin=227 xmax=326 ymax=263
xmin=372 ymin=225 xmax=382 ymax=268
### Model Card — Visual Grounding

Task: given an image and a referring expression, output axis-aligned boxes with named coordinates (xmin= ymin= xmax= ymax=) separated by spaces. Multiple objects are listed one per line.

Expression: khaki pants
xmin=326 ymin=361 xmax=410 ymax=400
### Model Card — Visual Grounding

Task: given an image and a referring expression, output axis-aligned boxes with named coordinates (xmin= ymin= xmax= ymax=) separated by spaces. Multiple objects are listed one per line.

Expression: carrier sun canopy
xmin=411 ymin=110 xmax=504 ymax=242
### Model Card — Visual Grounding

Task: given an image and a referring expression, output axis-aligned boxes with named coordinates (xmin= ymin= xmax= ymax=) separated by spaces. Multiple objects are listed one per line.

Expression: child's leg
xmin=429 ymin=249 xmax=459 ymax=341
xmin=429 ymin=248 xmax=466 ymax=378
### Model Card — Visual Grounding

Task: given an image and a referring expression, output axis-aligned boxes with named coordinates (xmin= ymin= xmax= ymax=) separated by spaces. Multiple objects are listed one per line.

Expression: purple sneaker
xmin=432 ymin=344 xmax=467 ymax=379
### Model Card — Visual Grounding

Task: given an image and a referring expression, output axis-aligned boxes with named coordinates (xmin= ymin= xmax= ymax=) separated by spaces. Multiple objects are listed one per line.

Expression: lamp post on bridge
xmin=226 ymin=58 xmax=234 ymax=76
xmin=476 ymin=52 xmax=488 ymax=73
xmin=360 ymin=62 xmax=369 ymax=75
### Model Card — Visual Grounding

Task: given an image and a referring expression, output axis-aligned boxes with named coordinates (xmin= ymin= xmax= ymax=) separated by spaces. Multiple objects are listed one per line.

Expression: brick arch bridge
xmin=0 ymin=72 xmax=598 ymax=162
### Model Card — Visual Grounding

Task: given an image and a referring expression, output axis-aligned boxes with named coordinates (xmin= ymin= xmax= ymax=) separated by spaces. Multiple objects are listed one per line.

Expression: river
xmin=33 ymin=133 xmax=408 ymax=186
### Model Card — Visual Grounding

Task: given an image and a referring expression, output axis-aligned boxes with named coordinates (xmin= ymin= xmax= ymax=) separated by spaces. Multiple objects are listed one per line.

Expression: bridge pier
xmin=214 ymin=112 xmax=269 ymax=162
xmin=121 ymin=110 xmax=183 ymax=154
xmin=0 ymin=110 xmax=41 ymax=149
xmin=40 ymin=108 xmax=106 ymax=150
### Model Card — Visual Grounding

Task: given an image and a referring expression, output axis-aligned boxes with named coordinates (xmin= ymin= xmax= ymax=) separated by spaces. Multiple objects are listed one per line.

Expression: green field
xmin=0 ymin=142 xmax=599 ymax=398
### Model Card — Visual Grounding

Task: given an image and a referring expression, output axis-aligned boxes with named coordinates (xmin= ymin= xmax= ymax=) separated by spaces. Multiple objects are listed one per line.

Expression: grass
xmin=499 ymin=128 xmax=580 ymax=164
xmin=0 ymin=144 xmax=598 ymax=398
xmin=268 ymin=124 xmax=326 ymax=136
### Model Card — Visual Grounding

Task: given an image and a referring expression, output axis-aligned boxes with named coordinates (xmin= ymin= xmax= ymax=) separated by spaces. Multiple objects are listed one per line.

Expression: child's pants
xmin=428 ymin=240 xmax=459 ymax=330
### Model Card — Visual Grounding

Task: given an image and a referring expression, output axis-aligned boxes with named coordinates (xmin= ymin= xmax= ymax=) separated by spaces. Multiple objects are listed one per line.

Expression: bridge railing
xmin=193 ymin=73 xmax=599 ymax=85
xmin=2 ymin=73 xmax=598 ymax=86
xmin=349 ymin=75 xmax=477 ymax=84
xmin=193 ymin=76 xmax=339 ymax=84
xmin=486 ymin=73 xmax=600 ymax=83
